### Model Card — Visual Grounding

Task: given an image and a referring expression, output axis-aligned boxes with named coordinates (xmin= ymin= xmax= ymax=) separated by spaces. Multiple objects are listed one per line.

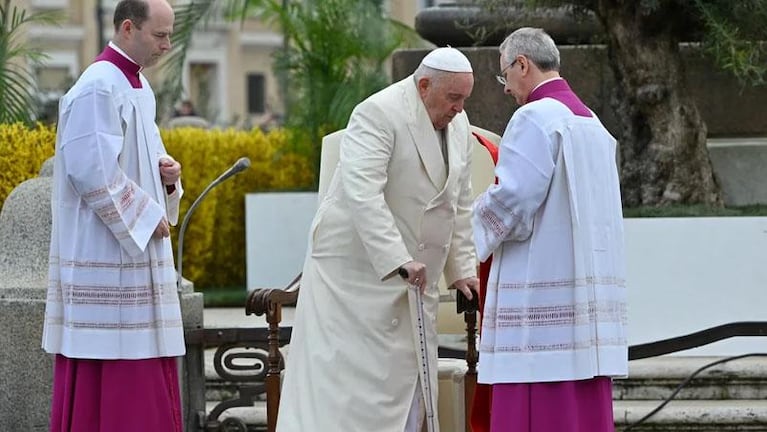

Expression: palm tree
xmin=0 ymin=1 xmax=59 ymax=124
xmin=161 ymin=0 xmax=422 ymax=175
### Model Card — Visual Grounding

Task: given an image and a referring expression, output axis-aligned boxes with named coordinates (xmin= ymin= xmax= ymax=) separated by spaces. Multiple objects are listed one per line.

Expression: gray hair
xmin=499 ymin=27 xmax=560 ymax=72
xmin=413 ymin=64 xmax=452 ymax=87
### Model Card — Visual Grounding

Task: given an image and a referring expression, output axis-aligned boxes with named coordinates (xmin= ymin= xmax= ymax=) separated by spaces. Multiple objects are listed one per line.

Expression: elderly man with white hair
xmin=276 ymin=47 xmax=481 ymax=432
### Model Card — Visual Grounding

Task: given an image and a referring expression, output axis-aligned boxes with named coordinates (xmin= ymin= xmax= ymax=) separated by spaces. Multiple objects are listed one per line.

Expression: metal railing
xmin=183 ymin=327 xmax=292 ymax=432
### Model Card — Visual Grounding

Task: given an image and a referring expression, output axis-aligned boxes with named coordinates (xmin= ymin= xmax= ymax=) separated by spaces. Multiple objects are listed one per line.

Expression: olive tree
xmin=473 ymin=0 xmax=767 ymax=206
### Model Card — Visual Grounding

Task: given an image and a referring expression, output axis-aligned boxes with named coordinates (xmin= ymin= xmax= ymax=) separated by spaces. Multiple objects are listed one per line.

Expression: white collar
xmin=108 ymin=41 xmax=142 ymax=72
xmin=530 ymin=77 xmax=564 ymax=94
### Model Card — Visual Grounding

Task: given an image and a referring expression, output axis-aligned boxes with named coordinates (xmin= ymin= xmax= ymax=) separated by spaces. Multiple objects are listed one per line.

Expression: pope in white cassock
xmin=42 ymin=1 xmax=185 ymax=431
xmin=471 ymin=28 xmax=628 ymax=432
xmin=276 ymin=48 xmax=480 ymax=432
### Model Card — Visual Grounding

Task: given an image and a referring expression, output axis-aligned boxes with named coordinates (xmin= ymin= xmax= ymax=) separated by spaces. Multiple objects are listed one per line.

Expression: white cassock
xmin=276 ymin=76 xmax=476 ymax=432
xmin=42 ymin=56 xmax=185 ymax=360
xmin=472 ymin=97 xmax=628 ymax=384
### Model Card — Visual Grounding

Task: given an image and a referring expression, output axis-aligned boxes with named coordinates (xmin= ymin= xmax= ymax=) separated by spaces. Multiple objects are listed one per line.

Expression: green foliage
xmin=162 ymin=0 xmax=423 ymax=182
xmin=0 ymin=2 xmax=60 ymax=124
xmin=692 ymin=0 xmax=767 ymax=86
xmin=251 ymin=0 xmax=416 ymax=133
xmin=203 ymin=287 xmax=248 ymax=307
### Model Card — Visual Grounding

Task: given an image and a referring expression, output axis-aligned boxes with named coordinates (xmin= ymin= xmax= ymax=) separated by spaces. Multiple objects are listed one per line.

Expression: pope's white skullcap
xmin=421 ymin=47 xmax=473 ymax=73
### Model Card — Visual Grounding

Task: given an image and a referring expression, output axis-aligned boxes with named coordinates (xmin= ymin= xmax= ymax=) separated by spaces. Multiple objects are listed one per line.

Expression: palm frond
xmin=0 ymin=4 xmax=62 ymax=124
xmin=161 ymin=0 xmax=423 ymax=174
xmin=156 ymin=0 xmax=219 ymax=118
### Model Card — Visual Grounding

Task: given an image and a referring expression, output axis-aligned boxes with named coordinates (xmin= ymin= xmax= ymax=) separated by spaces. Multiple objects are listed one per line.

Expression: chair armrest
xmin=243 ymin=272 xmax=302 ymax=432
xmin=245 ymin=273 xmax=301 ymax=321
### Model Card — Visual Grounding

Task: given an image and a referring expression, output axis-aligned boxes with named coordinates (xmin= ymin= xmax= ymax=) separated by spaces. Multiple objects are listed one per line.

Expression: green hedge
xmin=0 ymin=123 xmax=316 ymax=290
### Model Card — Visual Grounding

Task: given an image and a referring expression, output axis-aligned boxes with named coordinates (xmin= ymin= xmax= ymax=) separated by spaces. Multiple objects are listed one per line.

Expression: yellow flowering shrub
xmin=162 ymin=127 xmax=316 ymax=289
xmin=0 ymin=123 xmax=56 ymax=205
xmin=0 ymin=124 xmax=316 ymax=291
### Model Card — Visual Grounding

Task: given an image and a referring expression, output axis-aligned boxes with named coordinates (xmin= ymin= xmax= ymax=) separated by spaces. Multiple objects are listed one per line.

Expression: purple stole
xmin=527 ymin=78 xmax=592 ymax=117
xmin=94 ymin=45 xmax=142 ymax=89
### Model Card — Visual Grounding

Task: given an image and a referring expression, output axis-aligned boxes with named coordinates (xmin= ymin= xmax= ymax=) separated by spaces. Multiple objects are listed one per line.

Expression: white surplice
xmin=472 ymin=98 xmax=628 ymax=384
xmin=42 ymin=58 xmax=185 ymax=360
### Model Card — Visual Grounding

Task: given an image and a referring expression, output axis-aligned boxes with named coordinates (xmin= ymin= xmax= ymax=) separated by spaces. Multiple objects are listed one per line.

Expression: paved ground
xmin=203 ymin=306 xmax=296 ymax=329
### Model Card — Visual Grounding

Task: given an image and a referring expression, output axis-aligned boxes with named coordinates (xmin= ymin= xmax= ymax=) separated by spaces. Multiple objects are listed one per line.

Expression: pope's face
xmin=419 ymin=72 xmax=474 ymax=130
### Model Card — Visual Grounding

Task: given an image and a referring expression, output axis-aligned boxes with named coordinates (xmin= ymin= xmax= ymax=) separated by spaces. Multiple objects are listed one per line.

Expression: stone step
xmin=205 ymin=401 xmax=266 ymax=431
xmin=614 ymin=356 xmax=767 ymax=401
xmin=203 ymin=400 xmax=767 ymax=432
xmin=204 ymin=354 xmax=767 ymax=402
xmin=614 ymin=400 xmax=767 ymax=431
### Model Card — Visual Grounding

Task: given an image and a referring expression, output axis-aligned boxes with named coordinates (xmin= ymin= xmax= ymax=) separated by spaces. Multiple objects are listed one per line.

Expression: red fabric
xmin=470 ymin=255 xmax=493 ymax=432
xmin=469 ymin=131 xmax=499 ymax=432
xmin=50 ymin=355 xmax=183 ymax=432
xmin=472 ymin=132 xmax=499 ymax=164
xmin=489 ymin=377 xmax=615 ymax=432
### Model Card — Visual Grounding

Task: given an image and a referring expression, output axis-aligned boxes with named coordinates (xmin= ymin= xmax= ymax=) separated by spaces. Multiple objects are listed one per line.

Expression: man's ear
xmin=119 ymin=19 xmax=134 ymax=35
xmin=416 ymin=76 xmax=431 ymax=97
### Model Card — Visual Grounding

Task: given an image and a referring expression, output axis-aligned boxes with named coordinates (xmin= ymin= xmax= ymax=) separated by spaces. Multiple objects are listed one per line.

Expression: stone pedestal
xmin=707 ymin=138 xmax=767 ymax=206
xmin=0 ymin=176 xmax=54 ymax=432
xmin=415 ymin=2 xmax=601 ymax=47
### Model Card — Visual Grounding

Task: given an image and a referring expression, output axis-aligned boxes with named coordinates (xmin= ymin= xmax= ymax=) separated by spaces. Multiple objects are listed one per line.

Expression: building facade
xmin=20 ymin=0 xmax=440 ymax=128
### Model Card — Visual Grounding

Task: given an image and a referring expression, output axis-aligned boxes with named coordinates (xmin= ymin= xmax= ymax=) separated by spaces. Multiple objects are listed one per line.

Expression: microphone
xmin=176 ymin=157 xmax=251 ymax=292
xmin=212 ymin=157 xmax=251 ymax=186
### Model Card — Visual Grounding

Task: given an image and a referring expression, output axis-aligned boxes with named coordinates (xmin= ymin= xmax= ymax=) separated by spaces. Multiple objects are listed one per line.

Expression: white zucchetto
xmin=420 ymin=47 xmax=473 ymax=73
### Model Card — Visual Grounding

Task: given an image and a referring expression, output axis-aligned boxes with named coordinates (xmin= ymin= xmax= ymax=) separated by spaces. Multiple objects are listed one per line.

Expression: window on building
xmin=35 ymin=65 xmax=74 ymax=124
xmin=37 ymin=66 xmax=71 ymax=91
xmin=247 ymin=73 xmax=265 ymax=114
xmin=189 ymin=62 xmax=218 ymax=119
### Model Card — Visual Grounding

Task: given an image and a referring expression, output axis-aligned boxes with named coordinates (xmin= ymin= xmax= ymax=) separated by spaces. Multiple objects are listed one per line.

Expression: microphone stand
xmin=176 ymin=157 xmax=251 ymax=292
xmin=174 ymin=157 xmax=250 ymax=432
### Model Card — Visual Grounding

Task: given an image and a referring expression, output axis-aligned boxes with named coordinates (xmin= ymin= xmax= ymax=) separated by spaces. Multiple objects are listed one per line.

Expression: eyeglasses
xmin=495 ymin=59 xmax=518 ymax=86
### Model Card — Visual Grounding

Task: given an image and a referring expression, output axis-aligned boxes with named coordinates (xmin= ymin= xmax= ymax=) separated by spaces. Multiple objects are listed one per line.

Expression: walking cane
xmin=399 ymin=268 xmax=437 ymax=432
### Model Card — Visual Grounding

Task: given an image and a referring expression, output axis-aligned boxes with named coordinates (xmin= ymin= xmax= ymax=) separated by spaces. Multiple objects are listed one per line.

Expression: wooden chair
xmin=245 ymin=126 xmax=500 ymax=432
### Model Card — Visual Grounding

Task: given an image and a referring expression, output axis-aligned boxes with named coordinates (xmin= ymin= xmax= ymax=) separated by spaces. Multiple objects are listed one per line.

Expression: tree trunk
xmin=595 ymin=1 xmax=723 ymax=206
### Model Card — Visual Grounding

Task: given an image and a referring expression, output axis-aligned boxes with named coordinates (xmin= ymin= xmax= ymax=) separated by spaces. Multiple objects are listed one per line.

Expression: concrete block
xmin=707 ymin=138 xmax=767 ymax=206
xmin=0 ymin=293 xmax=52 ymax=432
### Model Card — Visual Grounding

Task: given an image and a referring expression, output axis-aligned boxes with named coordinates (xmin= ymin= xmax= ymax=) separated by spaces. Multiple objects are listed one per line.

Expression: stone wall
xmin=392 ymin=45 xmax=767 ymax=138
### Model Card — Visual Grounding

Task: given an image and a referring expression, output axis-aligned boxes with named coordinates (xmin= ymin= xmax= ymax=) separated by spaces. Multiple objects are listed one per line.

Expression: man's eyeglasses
xmin=495 ymin=59 xmax=518 ymax=86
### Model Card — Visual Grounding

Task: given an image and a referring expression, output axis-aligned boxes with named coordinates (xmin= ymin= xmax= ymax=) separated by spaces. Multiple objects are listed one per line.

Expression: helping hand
xmin=451 ymin=276 xmax=480 ymax=301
